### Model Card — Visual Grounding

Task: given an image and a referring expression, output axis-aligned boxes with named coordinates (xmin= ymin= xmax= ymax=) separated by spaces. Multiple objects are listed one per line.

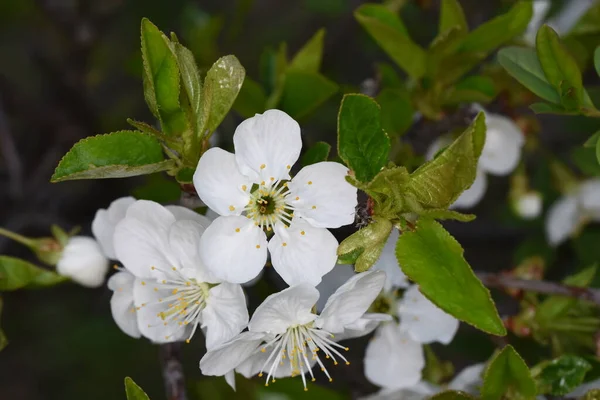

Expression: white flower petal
xmin=199 ymin=216 xmax=268 ymax=284
xmin=193 ymin=148 xmax=252 ymax=216
xmin=201 ymin=283 xmax=249 ymax=349
xmin=523 ymin=0 xmax=551 ymax=46
xmin=364 ymin=323 xmax=425 ymax=390
xmin=398 ymin=285 xmax=459 ymax=345
xmin=514 ymin=192 xmax=543 ymax=220
xmin=372 ymin=229 xmax=409 ymax=291
xmin=56 ymin=236 xmax=109 ymax=288
xmin=335 ymin=313 xmax=392 ymax=341
xmin=287 ymin=162 xmax=357 ymax=228
xmin=579 ymin=178 xmax=600 ymax=218
xmin=268 ymin=220 xmax=338 ymax=286
xmin=200 ymin=331 xmax=266 ymax=376
xmin=224 ymin=371 xmax=236 ymax=391
xmin=166 ymin=205 xmax=212 ymax=228
xmin=114 ymin=200 xmax=178 ymax=278
xmin=451 ymin=168 xmax=488 ymax=209
xmin=449 ymin=363 xmax=485 ymax=394
xmin=316 ymin=264 xmax=356 ymax=312
xmin=546 ymin=195 xmax=579 ymax=246
xmin=235 ymin=343 xmax=293 ymax=379
xmin=168 ymin=220 xmax=219 ymax=283
xmin=479 ymin=114 xmax=524 ymax=176
xmin=316 ymin=270 xmax=386 ymax=333
xmin=92 ymin=196 xmax=135 ymax=259
xmin=361 ymin=382 xmax=440 ymax=400
xmin=233 ymin=109 xmax=302 ymax=182
xmin=249 ymin=284 xmax=319 ymax=334
xmin=107 ymin=271 xmax=141 ymax=338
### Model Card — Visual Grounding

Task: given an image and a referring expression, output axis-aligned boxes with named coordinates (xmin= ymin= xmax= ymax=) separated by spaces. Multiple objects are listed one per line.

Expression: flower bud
xmin=56 ymin=236 xmax=109 ymax=288
xmin=513 ymin=191 xmax=543 ymax=220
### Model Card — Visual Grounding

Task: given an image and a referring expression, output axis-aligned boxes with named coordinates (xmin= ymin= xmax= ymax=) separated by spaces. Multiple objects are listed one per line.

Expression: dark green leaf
xmin=429 ymin=391 xmax=476 ymax=400
xmin=481 ymin=345 xmax=537 ymax=400
xmin=355 ymin=4 xmax=426 ymax=79
xmin=396 ymin=219 xmax=505 ymax=335
xmin=51 ymin=131 xmax=174 ymax=182
xmin=280 ymin=71 xmax=338 ymax=119
xmin=125 ymin=377 xmax=150 ymax=400
xmin=497 ymin=47 xmax=561 ymax=104
xmin=0 ymin=256 xmax=66 ymax=291
xmin=172 ymin=42 xmax=202 ymax=132
xmin=529 ymin=102 xmax=571 ymax=114
xmin=376 ymin=63 xmax=404 ymax=89
xmin=595 ymin=46 xmax=600 ymax=77
xmin=459 ymin=1 xmax=533 ymax=55
xmin=535 ymin=355 xmax=592 ymax=395
xmin=202 ymin=55 xmax=245 ymax=135
xmin=289 ymin=28 xmax=325 ymax=72
xmin=301 ymin=142 xmax=331 ymax=166
xmin=376 ymin=88 xmax=414 ymax=137
xmin=175 ymin=167 xmax=195 ymax=184
xmin=444 ymin=75 xmax=497 ymax=105
xmin=140 ymin=18 xmax=187 ymax=136
xmin=337 ymin=94 xmax=390 ymax=182
xmin=233 ymin=77 xmax=267 ymax=118
xmin=439 ymin=0 xmax=468 ymax=36
xmin=572 ymin=146 xmax=600 ymax=176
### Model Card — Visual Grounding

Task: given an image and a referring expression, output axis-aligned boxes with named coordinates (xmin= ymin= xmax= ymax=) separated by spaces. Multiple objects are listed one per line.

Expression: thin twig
xmin=0 ymin=92 xmax=24 ymax=199
xmin=158 ymin=343 xmax=187 ymax=400
xmin=477 ymin=272 xmax=600 ymax=306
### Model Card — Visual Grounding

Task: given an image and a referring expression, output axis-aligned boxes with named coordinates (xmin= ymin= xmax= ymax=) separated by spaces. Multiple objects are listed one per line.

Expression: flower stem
xmin=0 ymin=227 xmax=35 ymax=248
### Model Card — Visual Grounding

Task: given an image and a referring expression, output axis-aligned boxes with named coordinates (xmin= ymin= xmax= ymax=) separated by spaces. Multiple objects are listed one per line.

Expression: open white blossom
xmin=107 ymin=270 xmax=141 ymax=338
xmin=546 ymin=179 xmax=600 ymax=246
xmin=193 ymin=109 xmax=357 ymax=286
xmin=513 ymin=191 xmax=543 ymax=220
xmin=200 ymin=270 xmax=386 ymax=390
xmin=92 ymin=196 xmax=135 ymax=259
xmin=56 ymin=236 xmax=109 ymax=288
xmin=112 ymin=200 xmax=248 ymax=348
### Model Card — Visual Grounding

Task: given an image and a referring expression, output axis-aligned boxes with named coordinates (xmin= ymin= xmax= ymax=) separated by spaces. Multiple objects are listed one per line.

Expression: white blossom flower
xmin=547 ymin=0 xmax=599 ymax=36
xmin=200 ymin=270 xmax=386 ymax=390
xmin=448 ymin=363 xmax=485 ymax=394
xmin=513 ymin=191 xmax=543 ymax=220
xmin=193 ymin=109 xmax=357 ymax=286
xmin=372 ymin=229 xmax=409 ymax=291
xmin=56 ymin=236 xmax=109 ymax=288
xmin=92 ymin=196 xmax=135 ymax=259
xmin=398 ymin=285 xmax=459 ymax=345
xmin=107 ymin=270 xmax=141 ymax=338
xmin=546 ymin=179 xmax=600 ymax=246
xmin=112 ymin=200 xmax=248 ymax=348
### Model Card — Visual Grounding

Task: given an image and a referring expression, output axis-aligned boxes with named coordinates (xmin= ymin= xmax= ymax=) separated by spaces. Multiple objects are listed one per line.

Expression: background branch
xmin=158 ymin=343 xmax=188 ymax=400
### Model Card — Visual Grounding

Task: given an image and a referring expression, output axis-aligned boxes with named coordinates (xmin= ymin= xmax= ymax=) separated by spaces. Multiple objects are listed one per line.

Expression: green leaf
xmin=51 ymin=131 xmax=174 ymax=182
xmin=337 ymin=218 xmax=392 ymax=272
xmin=536 ymin=25 xmax=583 ymax=107
xmin=444 ymin=75 xmax=497 ymax=105
xmin=535 ymin=355 xmax=592 ymax=395
xmin=572 ymin=146 xmax=600 ymax=176
xmin=595 ymin=46 xmax=600 ymax=77
xmin=233 ymin=77 xmax=267 ymax=118
xmin=301 ymin=141 xmax=331 ymax=166
xmin=140 ymin=18 xmax=187 ymax=136
xmin=280 ymin=70 xmax=338 ymax=119
xmin=337 ymin=94 xmax=390 ymax=182
xmin=202 ymin=55 xmax=245 ymax=136
xmin=482 ymin=345 xmax=537 ymax=400
xmin=459 ymin=1 xmax=533 ymax=55
xmin=395 ymin=219 xmax=505 ymax=335
xmin=597 ymin=135 xmax=600 ymax=165
xmin=529 ymin=102 xmax=571 ymax=114
xmin=376 ymin=88 xmax=414 ymax=137
xmin=584 ymin=131 xmax=600 ymax=148
xmin=404 ymin=113 xmax=486 ymax=209
xmin=439 ymin=0 xmax=468 ymax=36
xmin=429 ymin=391 xmax=476 ymax=400
xmin=355 ymin=4 xmax=426 ymax=79
xmin=497 ymin=47 xmax=561 ymax=104
xmin=583 ymin=390 xmax=600 ymax=400
xmin=0 ymin=256 xmax=66 ymax=291
xmin=289 ymin=28 xmax=325 ymax=72
xmin=172 ymin=42 xmax=202 ymax=132
xmin=125 ymin=377 xmax=150 ymax=400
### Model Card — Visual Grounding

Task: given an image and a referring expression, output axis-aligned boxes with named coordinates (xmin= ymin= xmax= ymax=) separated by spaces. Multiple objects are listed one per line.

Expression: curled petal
xmin=92 ymin=196 xmax=135 ymax=259
xmin=200 ymin=331 xmax=266 ymax=376
xmin=107 ymin=271 xmax=141 ymax=338
xmin=201 ymin=283 xmax=249 ymax=349
xmin=166 ymin=205 xmax=212 ymax=228
xmin=168 ymin=220 xmax=218 ymax=283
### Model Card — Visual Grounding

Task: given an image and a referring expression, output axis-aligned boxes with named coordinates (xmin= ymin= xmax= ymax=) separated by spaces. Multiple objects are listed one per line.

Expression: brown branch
xmin=477 ymin=272 xmax=600 ymax=306
xmin=158 ymin=343 xmax=187 ymax=400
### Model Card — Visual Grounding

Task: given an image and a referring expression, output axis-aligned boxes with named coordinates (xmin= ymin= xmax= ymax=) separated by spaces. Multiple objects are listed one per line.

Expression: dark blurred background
xmin=0 ymin=0 xmax=599 ymax=399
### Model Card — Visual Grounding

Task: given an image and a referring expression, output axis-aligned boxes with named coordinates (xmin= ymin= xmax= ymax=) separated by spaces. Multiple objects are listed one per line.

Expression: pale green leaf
xmin=172 ymin=42 xmax=202 ymax=131
xmin=337 ymin=218 xmax=392 ymax=272
xmin=289 ymin=28 xmax=325 ymax=72
xmin=395 ymin=219 xmax=505 ymax=335
xmin=439 ymin=0 xmax=468 ymax=36
xmin=535 ymin=355 xmax=592 ymax=395
xmin=337 ymin=94 xmax=390 ymax=182
xmin=482 ymin=345 xmax=537 ymax=400
xmin=280 ymin=70 xmax=338 ymax=119
xmin=595 ymin=46 xmax=600 ymax=77
xmin=0 ymin=256 xmax=66 ymax=291
xmin=51 ymin=131 xmax=173 ymax=182
xmin=584 ymin=131 xmax=600 ymax=148
xmin=125 ymin=377 xmax=150 ymax=400
xmin=301 ymin=141 xmax=331 ymax=166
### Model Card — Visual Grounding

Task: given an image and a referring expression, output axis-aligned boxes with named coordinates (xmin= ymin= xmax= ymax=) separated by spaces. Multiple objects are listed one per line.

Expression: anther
xmin=260 ymin=164 xmax=266 ymax=169
xmin=282 ymin=242 xmax=287 ymax=247
xmin=312 ymin=205 xmax=317 ymax=209
xmin=308 ymin=181 xmax=313 ymax=185
xmin=286 ymin=165 xmax=291 ymax=169
xmin=300 ymin=231 xmax=305 ymax=235
xmin=242 ymin=185 xmax=247 ymax=191
xmin=229 ymin=205 xmax=235 ymax=211
xmin=256 ymin=244 xmax=261 ymax=249
xmin=235 ymin=228 xmax=240 ymax=233
xmin=141 ymin=281 xmax=146 ymax=285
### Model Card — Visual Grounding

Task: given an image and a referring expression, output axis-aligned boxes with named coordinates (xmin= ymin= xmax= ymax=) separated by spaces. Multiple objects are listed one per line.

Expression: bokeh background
xmin=0 ymin=0 xmax=599 ymax=399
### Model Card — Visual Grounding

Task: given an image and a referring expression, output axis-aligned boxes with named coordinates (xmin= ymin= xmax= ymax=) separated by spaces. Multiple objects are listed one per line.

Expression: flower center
xmin=245 ymin=182 xmax=294 ymax=230
xmin=257 ymin=323 xmax=350 ymax=390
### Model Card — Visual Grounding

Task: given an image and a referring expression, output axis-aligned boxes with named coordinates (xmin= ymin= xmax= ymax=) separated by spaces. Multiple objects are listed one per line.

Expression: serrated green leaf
xmin=536 ymin=25 xmax=583 ymax=107
xmin=595 ymin=46 xmax=600 ymax=77
xmin=404 ymin=113 xmax=485 ymax=209
xmin=140 ymin=18 xmax=187 ymax=136
xmin=376 ymin=88 xmax=414 ymax=137
xmin=172 ymin=42 xmax=202 ymax=135
xmin=418 ymin=209 xmax=476 ymax=222
xmin=338 ymin=94 xmax=390 ymax=182
xmin=280 ymin=70 xmax=338 ymax=119
xmin=459 ymin=1 xmax=533 ymax=55
xmin=439 ymin=0 xmax=468 ymax=36
xmin=0 ymin=256 xmax=66 ymax=291
xmin=202 ymin=55 xmax=245 ymax=136
xmin=395 ymin=219 xmax=505 ymax=335
xmin=51 ymin=131 xmax=174 ymax=182
xmin=233 ymin=76 xmax=267 ymax=118
xmin=429 ymin=391 xmax=476 ymax=400
xmin=289 ymin=28 xmax=325 ymax=72
xmin=125 ymin=377 xmax=150 ymax=400
xmin=301 ymin=141 xmax=331 ymax=166
xmin=355 ymin=4 xmax=426 ymax=79
xmin=497 ymin=47 xmax=561 ymax=104
xmin=535 ymin=355 xmax=592 ymax=395
xmin=482 ymin=345 xmax=537 ymax=400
